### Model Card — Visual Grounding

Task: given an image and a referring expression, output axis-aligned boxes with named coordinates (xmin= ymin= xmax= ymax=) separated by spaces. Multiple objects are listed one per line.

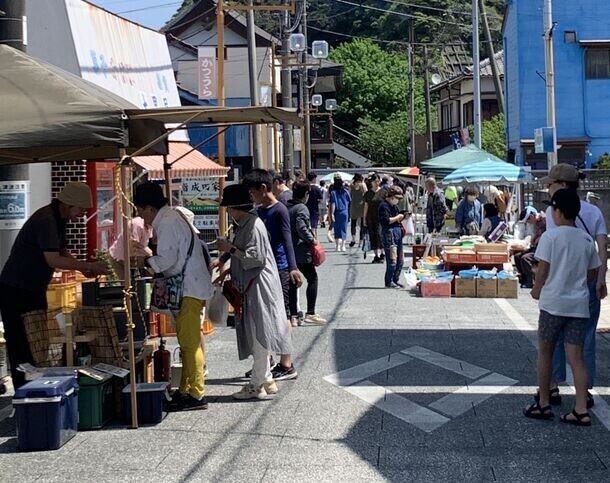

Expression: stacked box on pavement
xmin=497 ymin=278 xmax=519 ymax=299
xmin=443 ymin=249 xmax=477 ymax=264
xmin=476 ymin=278 xmax=498 ymax=298
xmin=455 ymin=277 xmax=477 ymax=297
xmin=421 ymin=279 xmax=452 ymax=298
xmin=475 ymin=243 xmax=509 ymax=264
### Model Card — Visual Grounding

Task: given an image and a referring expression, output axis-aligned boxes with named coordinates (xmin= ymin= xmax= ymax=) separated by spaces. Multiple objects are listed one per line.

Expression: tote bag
xmin=311 ymin=242 xmax=326 ymax=267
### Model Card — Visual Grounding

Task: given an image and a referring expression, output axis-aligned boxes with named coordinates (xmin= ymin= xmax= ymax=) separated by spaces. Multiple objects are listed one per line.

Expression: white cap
xmin=174 ymin=206 xmax=200 ymax=234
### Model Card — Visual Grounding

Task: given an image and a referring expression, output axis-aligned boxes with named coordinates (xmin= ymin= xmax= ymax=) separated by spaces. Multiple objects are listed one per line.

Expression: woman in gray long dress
xmin=216 ymin=184 xmax=292 ymax=400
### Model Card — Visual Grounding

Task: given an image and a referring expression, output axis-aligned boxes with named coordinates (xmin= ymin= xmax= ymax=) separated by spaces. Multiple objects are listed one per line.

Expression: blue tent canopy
xmin=442 ymin=160 xmax=532 ymax=185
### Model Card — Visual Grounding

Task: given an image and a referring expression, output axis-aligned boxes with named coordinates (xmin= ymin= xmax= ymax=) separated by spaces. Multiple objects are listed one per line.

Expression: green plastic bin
xmin=78 ymin=374 xmax=113 ymax=430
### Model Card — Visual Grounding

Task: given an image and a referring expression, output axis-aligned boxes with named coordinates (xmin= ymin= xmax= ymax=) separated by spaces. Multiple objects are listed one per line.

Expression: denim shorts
xmin=538 ymin=310 xmax=587 ymax=345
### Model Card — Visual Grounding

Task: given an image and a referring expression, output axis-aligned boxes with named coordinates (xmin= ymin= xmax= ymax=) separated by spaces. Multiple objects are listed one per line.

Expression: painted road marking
xmin=494 ymin=298 xmax=610 ymax=432
xmin=401 ymin=345 xmax=490 ymax=380
xmin=325 ymin=345 xmax=517 ymax=433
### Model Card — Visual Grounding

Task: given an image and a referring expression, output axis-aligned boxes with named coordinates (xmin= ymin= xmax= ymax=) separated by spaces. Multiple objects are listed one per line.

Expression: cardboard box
xmin=475 ymin=243 xmax=508 ymax=253
xmin=476 ymin=277 xmax=498 ymax=298
xmin=497 ymin=278 xmax=519 ymax=299
xmin=455 ymin=277 xmax=477 ymax=297
xmin=421 ymin=279 xmax=452 ymax=298
xmin=443 ymin=250 xmax=477 ymax=264
xmin=476 ymin=252 xmax=510 ymax=263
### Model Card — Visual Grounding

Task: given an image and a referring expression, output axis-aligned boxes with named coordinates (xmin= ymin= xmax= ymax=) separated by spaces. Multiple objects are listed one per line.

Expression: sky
xmin=91 ymin=0 xmax=181 ymax=30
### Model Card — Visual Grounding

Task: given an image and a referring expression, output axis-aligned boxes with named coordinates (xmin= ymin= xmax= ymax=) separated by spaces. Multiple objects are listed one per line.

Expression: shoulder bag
xmin=311 ymin=242 xmax=326 ymax=267
xmin=150 ymin=214 xmax=194 ymax=315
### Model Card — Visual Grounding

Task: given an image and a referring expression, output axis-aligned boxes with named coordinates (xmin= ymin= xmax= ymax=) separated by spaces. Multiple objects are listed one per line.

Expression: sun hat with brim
xmin=57 ymin=182 xmax=93 ymax=209
xmin=387 ymin=186 xmax=404 ymax=199
xmin=219 ymin=184 xmax=253 ymax=210
xmin=519 ymin=206 xmax=538 ymax=222
xmin=539 ymin=163 xmax=580 ymax=185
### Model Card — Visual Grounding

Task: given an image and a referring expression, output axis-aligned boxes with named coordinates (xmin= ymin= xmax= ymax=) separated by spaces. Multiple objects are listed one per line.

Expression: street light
xmin=311 ymin=94 xmax=323 ymax=107
xmin=325 ymin=99 xmax=337 ymax=111
xmin=289 ymin=33 xmax=306 ymax=52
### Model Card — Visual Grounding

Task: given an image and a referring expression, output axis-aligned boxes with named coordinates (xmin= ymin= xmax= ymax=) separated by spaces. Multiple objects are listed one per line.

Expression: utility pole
xmin=408 ymin=21 xmax=416 ymax=166
xmin=479 ymin=0 xmax=504 ymax=114
xmin=216 ymin=0 xmax=227 ymax=234
xmin=543 ymin=0 xmax=558 ymax=168
xmin=472 ymin=0 xmax=482 ymax=148
xmin=300 ymin=0 xmax=312 ymax=173
xmin=271 ymin=41 xmax=281 ymax=171
xmin=423 ymin=45 xmax=434 ymax=159
xmin=280 ymin=0 xmax=294 ymax=174
xmin=246 ymin=0 xmax=263 ymax=168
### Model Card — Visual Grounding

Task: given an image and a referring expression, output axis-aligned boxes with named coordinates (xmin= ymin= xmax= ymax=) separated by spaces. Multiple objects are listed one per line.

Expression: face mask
xmin=388 ymin=197 xmax=399 ymax=206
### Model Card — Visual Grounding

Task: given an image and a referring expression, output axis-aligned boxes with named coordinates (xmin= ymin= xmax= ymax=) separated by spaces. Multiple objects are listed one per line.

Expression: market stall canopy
xmin=420 ymin=145 xmax=505 ymax=179
xmin=442 ymin=160 xmax=532 ymax=185
xmin=319 ymin=171 xmax=354 ymax=183
xmin=0 ymin=45 xmax=167 ymax=165
xmin=398 ymin=166 xmax=420 ymax=176
xmin=134 ymin=142 xmax=228 ymax=180
xmin=125 ymin=106 xmax=304 ymax=127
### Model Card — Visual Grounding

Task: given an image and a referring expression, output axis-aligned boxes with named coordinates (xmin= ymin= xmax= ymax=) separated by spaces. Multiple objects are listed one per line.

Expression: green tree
xmin=330 ymin=39 xmax=410 ymax=132
xmin=595 ymin=153 xmax=610 ymax=169
xmin=468 ymin=114 xmax=507 ymax=159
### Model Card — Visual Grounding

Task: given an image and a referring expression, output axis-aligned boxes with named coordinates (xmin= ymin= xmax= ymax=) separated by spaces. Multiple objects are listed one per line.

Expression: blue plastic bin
xmin=14 ymin=376 xmax=79 ymax=451
xmin=122 ymin=382 xmax=168 ymax=424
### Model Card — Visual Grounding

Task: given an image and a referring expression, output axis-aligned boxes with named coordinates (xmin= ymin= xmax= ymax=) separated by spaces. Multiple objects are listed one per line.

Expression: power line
xmin=381 ymin=0 xmax=503 ymax=20
xmin=117 ymin=1 xmax=180 ymax=14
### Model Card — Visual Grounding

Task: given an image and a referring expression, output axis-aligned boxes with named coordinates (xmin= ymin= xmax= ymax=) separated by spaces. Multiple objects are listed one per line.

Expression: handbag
xmin=150 ymin=215 xmax=195 ymax=315
xmin=311 ymin=242 xmax=326 ymax=267
xmin=222 ymin=278 xmax=255 ymax=319
xmin=206 ymin=285 xmax=229 ymax=327
xmin=400 ymin=223 xmax=407 ymax=238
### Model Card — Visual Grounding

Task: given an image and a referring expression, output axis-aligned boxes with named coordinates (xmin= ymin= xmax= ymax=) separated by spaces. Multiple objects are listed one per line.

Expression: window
xmin=482 ymin=100 xmax=499 ymax=121
xmin=463 ymin=101 xmax=474 ymax=127
xmin=442 ymin=103 xmax=454 ymax=131
xmin=586 ymin=49 xmax=610 ymax=79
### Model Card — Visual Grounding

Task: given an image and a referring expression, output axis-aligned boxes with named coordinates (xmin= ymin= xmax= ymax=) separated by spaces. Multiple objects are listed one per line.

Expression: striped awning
xmin=134 ymin=141 xmax=228 ymax=180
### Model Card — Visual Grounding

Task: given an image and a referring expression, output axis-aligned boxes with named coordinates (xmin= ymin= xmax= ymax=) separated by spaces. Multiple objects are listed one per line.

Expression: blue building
xmin=504 ymin=0 xmax=610 ymax=169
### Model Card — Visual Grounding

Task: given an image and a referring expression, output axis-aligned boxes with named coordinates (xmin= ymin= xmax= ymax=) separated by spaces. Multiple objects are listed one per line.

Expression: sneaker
xmin=263 ymin=380 xmax=279 ymax=395
xmin=304 ymin=313 xmax=327 ymax=325
xmin=271 ymin=364 xmax=298 ymax=381
xmin=233 ymin=383 xmax=268 ymax=400
xmin=371 ymin=256 xmax=383 ymax=264
xmin=394 ymin=282 xmax=405 ymax=289
xmin=327 ymin=232 xmax=335 ymax=243
xmin=297 ymin=312 xmax=305 ymax=326
xmin=349 ymin=241 xmax=356 ymax=247
xmin=168 ymin=395 xmax=209 ymax=411
xmin=379 ymin=254 xmax=385 ymax=261
xmin=290 ymin=316 xmax=299 ymax=327
xmin=385 ymin=282 xmax=400 ymax=289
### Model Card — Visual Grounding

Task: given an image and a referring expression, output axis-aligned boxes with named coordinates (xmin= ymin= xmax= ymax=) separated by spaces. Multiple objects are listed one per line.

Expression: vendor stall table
xmin=444 ymin=261 xmax=506 ymax=274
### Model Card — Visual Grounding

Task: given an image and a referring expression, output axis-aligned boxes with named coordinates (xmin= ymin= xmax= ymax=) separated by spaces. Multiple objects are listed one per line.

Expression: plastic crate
xmin=14 ymin=376 xmax=79 ymax=451
xmin=78 ymin=374 xmax=114 ymax=430
xmin=47 ymin=282 xmax=78 ymax=311
xmin=122 ymin=382 xmax=169 ymax=424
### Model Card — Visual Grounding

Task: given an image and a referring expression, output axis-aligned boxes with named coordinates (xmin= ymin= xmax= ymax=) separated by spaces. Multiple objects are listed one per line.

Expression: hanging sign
xmin=198 ymin=47 xmax=217 ymax=100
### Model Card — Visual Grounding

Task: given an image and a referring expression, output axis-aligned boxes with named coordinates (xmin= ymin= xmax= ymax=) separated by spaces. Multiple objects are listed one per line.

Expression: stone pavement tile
xmin=270 ymin=438 xmax=379 ymax=469
xmin=262 ymin=464 xmax=386 ymax=483
xmin=378 ymin=466 xmax=495 ymax=482
xmin=493 ymin=467 xmax=610 ymax=483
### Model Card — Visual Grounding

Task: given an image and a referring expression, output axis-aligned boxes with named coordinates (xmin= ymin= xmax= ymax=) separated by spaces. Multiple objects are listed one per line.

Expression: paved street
xmin=1 ymin=238 xmax=610 ymax=482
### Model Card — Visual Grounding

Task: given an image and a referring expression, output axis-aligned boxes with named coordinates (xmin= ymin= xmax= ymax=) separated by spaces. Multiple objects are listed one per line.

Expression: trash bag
xmin=206 ymin=285 xmax=229 ymax=327
xmin=404 ymin=268 xmax=419 ymax=290
xmin=361 ymin=227 xmax=371 ymax=254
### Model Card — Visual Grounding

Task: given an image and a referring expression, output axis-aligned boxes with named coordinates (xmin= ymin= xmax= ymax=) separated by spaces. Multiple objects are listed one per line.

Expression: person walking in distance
xmin=524 ymin=189 xmax=599 ymax=426
xmin=287 ymin=180 xmax=326 ymax=325
xmin=215 ymin=185 xmax=292 ymax=399
xmin=305 ymin=172 xmax=324 ymax=238
xmin=0 ymin=182 xmax=109 ymax=390
xmin=319 ymin=180 xmax=329 ymax=229
xmin=542 ymin=164 xmax=608 ymax=409
xmin=378 ymin=186 xmax=407 ymax=288
xmin=133 ymin=183 xmax=213 ymax=411
xmin=243 ymin=169 xmax=301 ymax=381
xmin=425 ymin=177 xmax=448 ymax=233
xmin=363 ymin=174 xmax=384 ymax=263
xmin=329 ymin=175 xmax=351 ymax=252
xmin=349 ymin=173 xmax=367 ymax=247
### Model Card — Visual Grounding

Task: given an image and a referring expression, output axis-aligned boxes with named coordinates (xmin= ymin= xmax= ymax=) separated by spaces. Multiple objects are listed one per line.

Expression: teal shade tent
xmin=420 ymin=145 xmax=505 ymax=179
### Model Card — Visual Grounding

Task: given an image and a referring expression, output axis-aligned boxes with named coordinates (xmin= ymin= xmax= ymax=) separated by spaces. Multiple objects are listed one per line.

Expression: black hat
xmin=543 ymin=188 xmax=581 ymax=220
xmin=220 ymin=184 xmax=253 ymax=210
xmin=134 ymin=182 xmax=167 ymax=209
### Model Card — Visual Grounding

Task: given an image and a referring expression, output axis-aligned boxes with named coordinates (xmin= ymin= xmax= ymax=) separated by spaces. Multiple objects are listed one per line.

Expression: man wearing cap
xmin=0 ymin=182 xmax=109 ymax=389
xmin=133 ymin=182 xmax=213 ymax=411
xmin=541 ymin=164 xmax=608 ymax=406
xmin=514 ymin=206 xmax=546 ymax=288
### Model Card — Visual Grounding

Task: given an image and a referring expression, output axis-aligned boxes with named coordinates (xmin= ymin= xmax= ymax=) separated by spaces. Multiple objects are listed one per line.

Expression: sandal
xmin=523 ymin=402 xmax=554 ymax=420
xmin=587 ymin=392 xmax=595 ymax=409
xmin=560 ymin=409 xmax=591 ymax=427
xmin=534 ymin=387 xmax=562 ymax=406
